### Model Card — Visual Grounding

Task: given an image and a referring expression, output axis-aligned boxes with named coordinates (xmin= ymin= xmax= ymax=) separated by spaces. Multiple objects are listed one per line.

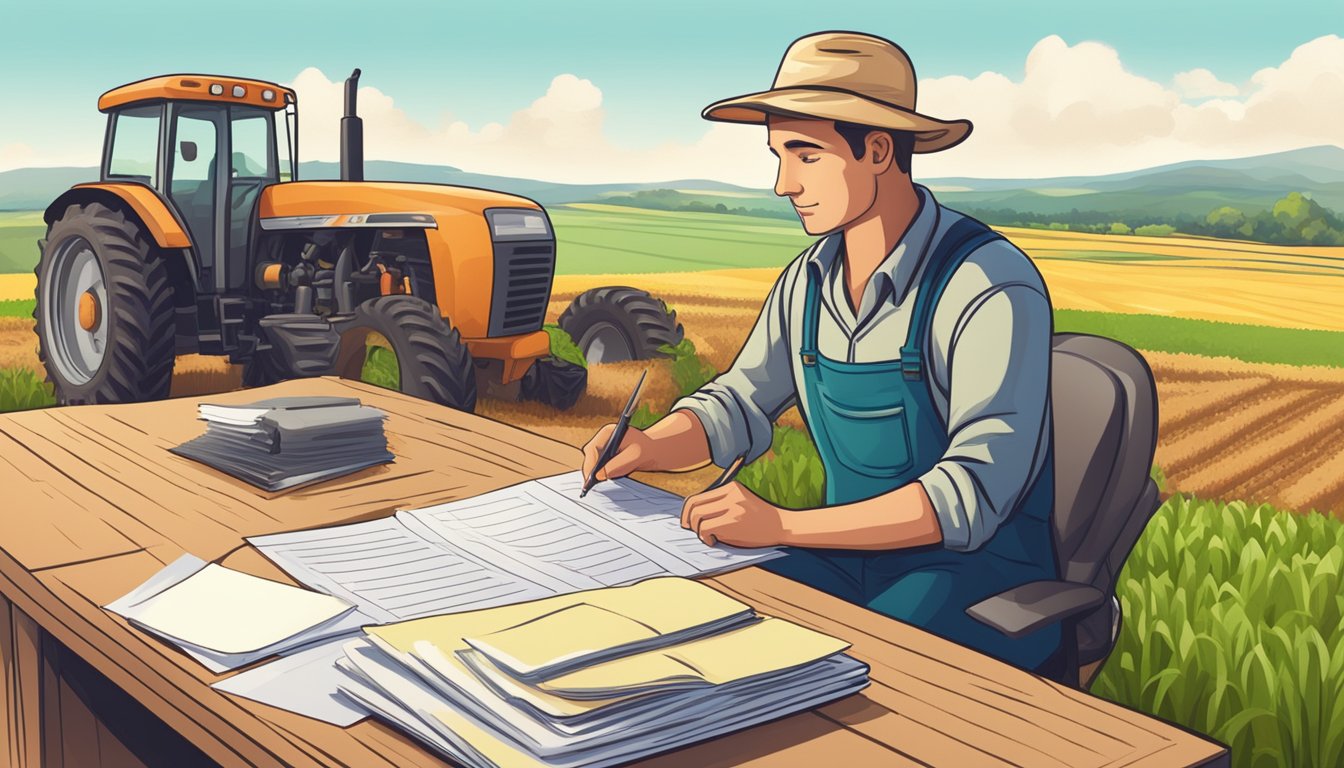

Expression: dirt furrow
xmin=1177 ymin=392 xmax=1344 ymax=502
xmin=1157 ymin=388 xmax=1323 ymax=476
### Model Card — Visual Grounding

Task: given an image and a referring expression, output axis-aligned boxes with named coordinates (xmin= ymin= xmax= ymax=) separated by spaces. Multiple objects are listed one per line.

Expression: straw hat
xmin=703 ymin=31 xmax=972 ymax=153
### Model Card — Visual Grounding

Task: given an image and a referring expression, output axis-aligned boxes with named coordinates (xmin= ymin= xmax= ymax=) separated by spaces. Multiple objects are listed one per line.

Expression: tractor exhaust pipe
xmin=340 ymin=69 xmax=363 ymax=182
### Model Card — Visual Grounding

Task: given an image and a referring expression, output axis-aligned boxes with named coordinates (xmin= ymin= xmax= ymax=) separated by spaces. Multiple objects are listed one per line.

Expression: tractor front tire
xmin=335 ymin=296 xmax=477 ymax=412
xmin=557 ymin=286 xmax=683 ymax=364
xmin=34 ymin=202 xmax=176 ymax=405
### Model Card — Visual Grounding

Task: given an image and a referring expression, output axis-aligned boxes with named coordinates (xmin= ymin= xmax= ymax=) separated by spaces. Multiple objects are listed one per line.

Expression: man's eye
xmin=801 ymin=155 xmax=820 ymax=164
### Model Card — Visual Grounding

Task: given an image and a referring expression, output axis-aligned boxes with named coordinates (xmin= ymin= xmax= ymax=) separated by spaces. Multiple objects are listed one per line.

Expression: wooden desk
xmin=0 ymin=378 xmax=1228 ymax=767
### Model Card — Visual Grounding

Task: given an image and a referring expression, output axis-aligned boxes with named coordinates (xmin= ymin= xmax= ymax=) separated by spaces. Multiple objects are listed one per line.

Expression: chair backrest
xmin=1049 ymin=334 xmax=1160 ymax=619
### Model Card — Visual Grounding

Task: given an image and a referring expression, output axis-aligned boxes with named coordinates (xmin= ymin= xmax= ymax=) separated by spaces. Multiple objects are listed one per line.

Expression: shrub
xmin=0 ymin=368 xmax=56 ymax=412
xmin=1134 ymin=224 xmax=1176 ymax=237
xmin=542 ymin=323 xmax=587 ymax=368
xmin=361 ymin=345 xmax=400 ymax=390
xmin=658 ymin=338 xmax=718 ymax=398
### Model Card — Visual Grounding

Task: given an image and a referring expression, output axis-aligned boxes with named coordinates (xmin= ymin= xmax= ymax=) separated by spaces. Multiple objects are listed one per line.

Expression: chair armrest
xmin=966 ymin=580 xmax=1107 ymax=639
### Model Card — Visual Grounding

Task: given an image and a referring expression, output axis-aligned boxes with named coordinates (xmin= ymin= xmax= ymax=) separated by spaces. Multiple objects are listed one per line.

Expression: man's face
xmin=767 ymin=116 xmax=878 ymax=235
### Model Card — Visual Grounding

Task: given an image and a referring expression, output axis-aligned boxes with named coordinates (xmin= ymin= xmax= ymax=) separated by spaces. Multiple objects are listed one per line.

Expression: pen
xmin=702 ymin=454 xmax=747 ymax=494
xmin=580 ymin=369 xmax=648 ymax=498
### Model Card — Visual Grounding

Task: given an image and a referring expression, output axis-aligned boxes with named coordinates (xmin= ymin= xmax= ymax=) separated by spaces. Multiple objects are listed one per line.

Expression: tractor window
xmin=230 ymin=112 xmax=274 ymax=180
xmin=107 ymin=106 xmax=161 ymax=185
xmin=167 ymin=106 xmax=223 ymax=276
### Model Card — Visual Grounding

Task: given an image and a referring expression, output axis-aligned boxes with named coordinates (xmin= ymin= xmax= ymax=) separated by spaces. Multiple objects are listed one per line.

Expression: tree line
xmin=961 ymin=192 xmax=1344 ymax=246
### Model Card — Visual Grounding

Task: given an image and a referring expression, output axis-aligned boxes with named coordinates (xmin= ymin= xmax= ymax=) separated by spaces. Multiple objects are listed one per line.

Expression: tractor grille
xmin=488 ymin=239 xmax=556 ymax=337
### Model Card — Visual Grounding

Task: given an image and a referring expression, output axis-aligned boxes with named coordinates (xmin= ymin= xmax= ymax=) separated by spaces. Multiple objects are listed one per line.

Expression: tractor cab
xmin=98 ymin=76 xmax=297 ymax=294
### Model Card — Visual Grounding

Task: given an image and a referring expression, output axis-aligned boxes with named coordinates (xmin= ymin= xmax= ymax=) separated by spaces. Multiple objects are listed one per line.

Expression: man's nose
xmin=774 ymin=160 xmax=802 ymax=198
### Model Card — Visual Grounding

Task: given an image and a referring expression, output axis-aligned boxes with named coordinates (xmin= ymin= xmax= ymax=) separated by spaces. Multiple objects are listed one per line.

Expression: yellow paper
xmin=366 ymin=577 xmax=754 ymax=719
xmin=538 ymin=617 xmax=850 ymax=696
xmin=133 ymin=564 xmax=352 ymax=654
xmin=461 ymin=577 xmax=752 ymax=675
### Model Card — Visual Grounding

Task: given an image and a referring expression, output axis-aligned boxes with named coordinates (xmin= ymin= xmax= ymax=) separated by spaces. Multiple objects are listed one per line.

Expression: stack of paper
xmin=171 ymin=396 xmax=393 ymax=491
xmin=333 ymin=577 xmax=869 ymax=767
xmin=106 ymin=554 xmax=371 ymax=673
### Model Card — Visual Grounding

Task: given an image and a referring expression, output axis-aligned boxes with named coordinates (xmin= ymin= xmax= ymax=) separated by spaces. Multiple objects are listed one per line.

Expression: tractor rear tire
xmin=334 ymin=296 xmax=477 ymax=412
xmin=34 ymin=202 xmax=176 ymax=405
xmin=557 ymin=286 xmax=683 ymax=364
xmin=520 ymin=357 xmax=587 ymax=410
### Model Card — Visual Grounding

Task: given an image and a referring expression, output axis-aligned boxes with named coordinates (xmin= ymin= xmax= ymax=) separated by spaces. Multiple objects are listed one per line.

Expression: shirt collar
xmin=806 ymin=184 xmax=941 ymax=307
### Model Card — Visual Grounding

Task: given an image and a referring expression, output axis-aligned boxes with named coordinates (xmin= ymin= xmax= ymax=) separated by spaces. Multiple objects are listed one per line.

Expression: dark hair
xmin=834 ymin=121 xmax=915 ymax=174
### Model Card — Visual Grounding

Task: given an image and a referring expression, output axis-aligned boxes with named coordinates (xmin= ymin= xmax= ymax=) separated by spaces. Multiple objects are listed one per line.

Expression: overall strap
xmin=799 ymin=264 xmax=822 ymax=366
xmin=900 ymin=217 xmax=1005 ymax=381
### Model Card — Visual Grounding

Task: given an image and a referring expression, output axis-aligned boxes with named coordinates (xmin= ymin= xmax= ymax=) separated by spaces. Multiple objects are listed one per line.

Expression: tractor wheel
xmin=557 ymin=286 xmax=683 ymax=364
xmin=333 ymin=295 xmax=477 ymax=412
xmin=34 ymin=202 xmax=176 ymax=405
xmin=520 ymin=357 xmax=587 ymax=410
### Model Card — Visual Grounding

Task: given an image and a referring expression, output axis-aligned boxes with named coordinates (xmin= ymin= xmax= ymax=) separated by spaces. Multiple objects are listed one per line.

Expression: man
xmin=580 ymin=31 xmax=1060 ymax=670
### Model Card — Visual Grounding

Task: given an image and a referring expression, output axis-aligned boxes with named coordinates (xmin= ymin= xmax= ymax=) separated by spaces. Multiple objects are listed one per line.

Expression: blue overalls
xmin=763 ymin=217 xmax=1061 ymax=671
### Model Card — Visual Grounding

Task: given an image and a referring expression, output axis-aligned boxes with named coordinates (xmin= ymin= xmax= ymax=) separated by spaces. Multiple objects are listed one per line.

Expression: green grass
xmin=1054 ymin=310 xmax=1344 ymax=368
xmin=0 ymin=368 xmax=54 ymax=411
xmin=0 ymin=299 xmax=35 ymax=317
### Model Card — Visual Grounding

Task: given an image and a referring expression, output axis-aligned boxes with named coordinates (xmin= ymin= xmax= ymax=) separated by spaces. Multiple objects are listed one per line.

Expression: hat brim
xmin=702 ymin=88 xmax=971 ymax=153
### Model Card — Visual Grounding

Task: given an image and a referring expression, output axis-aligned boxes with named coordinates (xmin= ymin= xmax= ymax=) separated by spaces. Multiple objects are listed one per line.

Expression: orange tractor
xmin=36 ymin=70 xmax=682 ymax=411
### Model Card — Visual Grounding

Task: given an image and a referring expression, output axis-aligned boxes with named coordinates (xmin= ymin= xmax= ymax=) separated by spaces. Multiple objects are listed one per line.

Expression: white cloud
xmin=915 ymin=34 xmax=1344 ymax=179
xmin=3 ymin=37 xmax=1339 ymax=183
xmin=1173 ymin=68 xmax=1240 ymax=99
xmin=288 ymin=68 xmax=774 ymax=186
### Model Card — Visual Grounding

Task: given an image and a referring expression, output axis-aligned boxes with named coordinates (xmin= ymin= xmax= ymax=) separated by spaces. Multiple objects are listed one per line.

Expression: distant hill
xmin=2 ymin=145 xmax=1342 ymax=217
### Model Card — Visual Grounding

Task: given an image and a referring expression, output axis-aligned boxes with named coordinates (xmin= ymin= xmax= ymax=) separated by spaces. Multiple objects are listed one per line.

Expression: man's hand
xmin=581 ymin=423 xmax=655 ymax=482
xmin=680 ymin=482 xmax=785 ymax=548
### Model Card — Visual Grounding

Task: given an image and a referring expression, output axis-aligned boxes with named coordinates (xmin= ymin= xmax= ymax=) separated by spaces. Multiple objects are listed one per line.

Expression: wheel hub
xmin=78 ymin=290 xmax=101 ymax=331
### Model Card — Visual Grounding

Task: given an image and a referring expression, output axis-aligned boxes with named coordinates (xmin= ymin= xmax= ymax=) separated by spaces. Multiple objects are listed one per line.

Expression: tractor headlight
xmin=486 ymin=208 xmax=552 ymax=240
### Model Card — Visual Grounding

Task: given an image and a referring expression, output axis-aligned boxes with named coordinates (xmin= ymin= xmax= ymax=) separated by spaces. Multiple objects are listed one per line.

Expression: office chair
xmin=966 ymin=333 xmax=1162 ymax=688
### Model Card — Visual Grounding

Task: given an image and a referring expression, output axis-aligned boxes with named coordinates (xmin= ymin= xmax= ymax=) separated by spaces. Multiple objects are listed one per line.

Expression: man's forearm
xmin=639 ymin=410 xmax=715 ymax=473
xmin=779 ymin=481 xmax=943 ymax=549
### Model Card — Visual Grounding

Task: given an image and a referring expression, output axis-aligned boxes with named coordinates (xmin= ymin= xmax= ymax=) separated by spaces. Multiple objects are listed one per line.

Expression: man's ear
xmin=867 ymin=131 xmax=895 ymax=173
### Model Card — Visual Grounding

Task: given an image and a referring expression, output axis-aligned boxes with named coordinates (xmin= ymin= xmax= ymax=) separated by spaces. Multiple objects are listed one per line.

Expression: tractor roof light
xmin=262 ymin=88 xmax=275 ymax=102
xmin=209 ymin=83 xmax=224 ymax=96
xmin=232 ymin=85 xmax=246 ymax=98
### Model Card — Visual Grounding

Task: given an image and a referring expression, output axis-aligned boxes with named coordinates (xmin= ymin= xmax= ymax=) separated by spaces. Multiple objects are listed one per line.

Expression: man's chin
xmin=798 ymin=216 xmax=836 ymax=236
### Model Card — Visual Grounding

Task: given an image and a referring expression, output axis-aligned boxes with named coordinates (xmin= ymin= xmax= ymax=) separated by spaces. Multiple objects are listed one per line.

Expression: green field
xmin=1055 ymin=310 xmax=1344 ymax=368
xmin=551 ymin=204 xmax=809 ymax=274
xmin=0 ymin=211 xmax=43 ymax=274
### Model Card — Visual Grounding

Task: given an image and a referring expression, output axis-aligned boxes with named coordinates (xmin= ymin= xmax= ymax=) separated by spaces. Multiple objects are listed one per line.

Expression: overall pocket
xmin=814 ymin=389 xmax=915 ymax=479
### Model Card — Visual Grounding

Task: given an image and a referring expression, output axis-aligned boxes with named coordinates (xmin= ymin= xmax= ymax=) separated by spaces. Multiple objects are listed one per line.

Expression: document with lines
xmin=248 ymin=471 xmax=782 ymax=626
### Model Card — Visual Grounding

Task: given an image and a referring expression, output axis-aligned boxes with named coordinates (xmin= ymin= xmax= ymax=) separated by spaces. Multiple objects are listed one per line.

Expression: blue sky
xmin=2 ymin=0 xmax=1341 ymax=182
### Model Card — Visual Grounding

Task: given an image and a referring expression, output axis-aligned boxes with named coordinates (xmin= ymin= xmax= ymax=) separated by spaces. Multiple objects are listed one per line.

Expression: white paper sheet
xmin=213 ymin=637 xmax=369 ymax=726
xmin=539 ymin=472 xmax=784 ymax=574
xmin=105 ymin=554 xmax=362 ymax=673
xmin=249 ymin=516 xmax=554 ymax=625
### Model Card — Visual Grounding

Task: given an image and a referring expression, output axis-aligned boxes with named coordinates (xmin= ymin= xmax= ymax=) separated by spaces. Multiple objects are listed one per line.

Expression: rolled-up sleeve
xmin=919 ymin=280 xmax=1053 ymax=552
xmin=671 ymin=262 xmax=800 ymax=468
